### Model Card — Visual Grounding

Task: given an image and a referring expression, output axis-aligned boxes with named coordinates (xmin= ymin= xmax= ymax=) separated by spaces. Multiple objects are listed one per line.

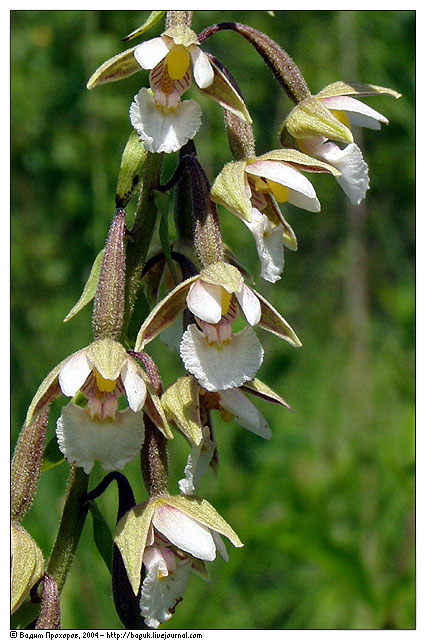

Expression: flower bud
xmin=92 ymin=209 xmax=126 ymax=340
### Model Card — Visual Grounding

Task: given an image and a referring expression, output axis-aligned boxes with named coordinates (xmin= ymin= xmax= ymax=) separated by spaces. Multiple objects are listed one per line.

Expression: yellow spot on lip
xmin=94 ymin=371 xmax=116 ymax=393
xmin=166 ymin=44 xmax=190 ymax=80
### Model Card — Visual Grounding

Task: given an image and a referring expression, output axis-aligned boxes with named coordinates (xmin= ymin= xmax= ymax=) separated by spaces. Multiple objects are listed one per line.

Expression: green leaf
xmin=89 ymin=502 xmax=114 ymax=574
xmin=41 ymin=436 xmax=64 ymax=473
xmin=122 ymin=11 xmax=166 ymax=41
xmin=64 ymin=249 xmax=104 ymax=322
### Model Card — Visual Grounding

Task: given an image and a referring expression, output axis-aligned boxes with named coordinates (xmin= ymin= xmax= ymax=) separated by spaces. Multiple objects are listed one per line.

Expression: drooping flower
xmin=25 ymin=338 xmax=172 ymax=475
xmin=281 ymin=81 xmax=401 ymax=204
xmin=114 ymin=493 xmax=242 ymax=627
xmin=210 ymin=150 xmax=339 ymax=282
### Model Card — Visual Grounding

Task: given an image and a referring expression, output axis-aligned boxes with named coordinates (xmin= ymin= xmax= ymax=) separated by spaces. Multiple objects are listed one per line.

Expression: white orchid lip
xmin=56 ymin=403 xmax=145 ymax=474
xmin=129 ymin=88 xmax=202 ymax=154
xmin=180 ymin=323 xmax=264 ymax=392
xmin=244 ymin=208 xmax=284 ymax=283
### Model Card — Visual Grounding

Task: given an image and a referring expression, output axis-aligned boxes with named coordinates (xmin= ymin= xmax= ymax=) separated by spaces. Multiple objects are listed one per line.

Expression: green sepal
xmin=210 ymin=160 xmax=252 ymax=222
xmin=254 ymin=289 xmax=302 ymax=347
xmin=89 ymin=502 xmax=113 ymax=574
xmin=114 ymin=500 xmax=157 ymax=595
xmin=11 ymin=522 xmax=45 ymax=615
xmin=122 ymin=11 xmax=166 ymax=41
xmin=116 ymin=130 xmax=148 ymax=208
xmin=140 ymin=368 xmax=174 ymax=440
xmin=161 ymin=376 xmax=203 ymax=446
xmin=242 ymin=378 xmax=293 ymax=410
xmin=165 ymin=495 xmax=243 ymax=549
xmin=252 ymin=148 xmax=341 ymax=176
xmin=200 ymin=261 xmax=244 ymax=294
xmin=199 ymin=56 xmax=252 ymax=124
xmin=64 ymin=249 xmax=104 ymax=323
xmin=87 ymin=46 xmax=140 ymax=90
xmin=135 ymin=275 xmax=198 ymax=351
xmin=282 ymin=96 xmax=354 ymax=144
xmin=316 ymin=81 xmax=401 ymax=100
xmin=41 ymin=436 xmax=65 ymax=473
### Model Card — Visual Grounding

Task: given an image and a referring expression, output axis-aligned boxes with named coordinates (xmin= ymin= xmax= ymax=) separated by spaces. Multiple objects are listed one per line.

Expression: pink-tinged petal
xmin=321 ymin=96 xmax=388 ymax=130
xmin=58 ymin=351 xmax=91 ymax=397
xmin=189 ymin=45 xmax=214 ymax=89
xmin=56 ymin=404 xmax=145 ymax=474
xmin=121 ymin=358 xmax=147 ymax=412
xmin=153 ymin=505 xmax=216 ymax=560
xmin=246 ymin=160 xmax=316 ymax=198
xmin=140 ymin=555 xmax=191 ymax=628
xmin=186 ymin=280 xmax=222 ymax=324
xmin=218 ymin=388 xmax=271 ymax=439
xmin=234 ymin=284 xmax=261 ymax=326
xmin=180 ymin=324 xmax=264 ymax=392
xmin=134 ymin=37 xmax=170 ymax=70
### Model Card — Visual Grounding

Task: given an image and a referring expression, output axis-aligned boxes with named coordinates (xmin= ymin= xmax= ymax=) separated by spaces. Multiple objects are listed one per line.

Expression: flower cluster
xmin=11 ymin=11 xmax=400 ymax=631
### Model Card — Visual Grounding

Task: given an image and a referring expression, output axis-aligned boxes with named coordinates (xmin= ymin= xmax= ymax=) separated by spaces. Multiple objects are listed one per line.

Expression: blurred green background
xmin=11 ymin=10 xmax=415 ymax=630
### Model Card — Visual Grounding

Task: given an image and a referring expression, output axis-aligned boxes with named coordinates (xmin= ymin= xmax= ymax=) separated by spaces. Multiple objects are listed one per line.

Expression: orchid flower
xmin=210 ymin=150 xmax=340 ymax=282
xmin=281 ymin=81 xmax=401 ymax=204
xmin=135 ymin=261 xmax=301 ymax=393
xmin=25 ymin=338 xmax=171 ymax=475
xmin=114 ymin=493 xmax=242 ymax=627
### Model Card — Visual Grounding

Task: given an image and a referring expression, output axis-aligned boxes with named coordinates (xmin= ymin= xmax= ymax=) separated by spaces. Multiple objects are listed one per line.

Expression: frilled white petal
xmin=178 ymin=427 xmax=216 ymax=495
xmin=186 ymin=280 xmax=222 ymax=324
xmin=234 ymin=284 xmax=261 ymax=326
xmin=311 ymin=140 xmax=369 ymax=205
xmin=244 ymin=209 xmax=284 ymax=283
xmin=56 ymin=404 xmax=145 ymax=474
xmin=59 ymin=351 xmax=92 ymax=397
xmin=189 ymin=45 xmax=214 ymax=88
xmin=180 ymin=324 xmax=264 ymax=392
xmin=129 ymin=88 xmax=202 ymax=154
xmin=140 ymin=554 xmax=191 ymax=629
xmin=152 ymin=505 xmax=216 ymax=561
xmin=134 ymin=37 xmax=170 ymax=70
xmin=218 ymin=388 xmax=271 ymax=439
xmin=321 ymin=96 xmax=388 ymax=130
xmin=121 ymin=358 xmax=147 ymax=412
